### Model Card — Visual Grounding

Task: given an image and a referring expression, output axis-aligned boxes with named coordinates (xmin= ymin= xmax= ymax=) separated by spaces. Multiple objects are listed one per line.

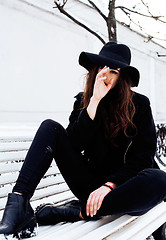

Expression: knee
xmin=140 ymin=169 xmax=166 ymax=190
xmin=40 ymin=119 xmax=64 ymax=132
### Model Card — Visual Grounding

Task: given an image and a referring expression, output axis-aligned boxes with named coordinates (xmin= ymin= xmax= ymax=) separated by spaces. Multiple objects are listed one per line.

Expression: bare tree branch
xmin=140 ymin=0 xmax=166 ymax=23
xmin=87 ymin=0 xmax=107 ymax=22
xmin=55 ymin=0 xmax=68 ymax=8
xmin=54 ymin=1 xmax=106 ymax=44
xmin=119 ymin=9 xmax=166 ymax=43
xmin=115 ymin=5 xmax=166 ymax=23
xmin=53 ymin=0 xmax=166 ymax=46
xmin=156 ymin=52 xmax=166 ymax=57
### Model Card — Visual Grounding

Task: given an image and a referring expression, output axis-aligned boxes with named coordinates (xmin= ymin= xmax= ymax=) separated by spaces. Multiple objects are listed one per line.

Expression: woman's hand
xmin=92 ymin=66 xmax=113 ymax=102
xmin=87 ymin=66 xmax=114 ymax=120
xmin=86 ymin=185 xmax=111 ymax=217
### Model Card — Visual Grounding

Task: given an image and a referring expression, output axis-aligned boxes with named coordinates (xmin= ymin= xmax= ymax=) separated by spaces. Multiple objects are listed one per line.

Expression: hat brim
xmin=79 ymin=52 xmax=140 ymax=87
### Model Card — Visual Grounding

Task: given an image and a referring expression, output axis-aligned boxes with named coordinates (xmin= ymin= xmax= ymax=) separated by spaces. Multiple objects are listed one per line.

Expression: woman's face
xmin=98 ymin=67 xmax=120 ymax=88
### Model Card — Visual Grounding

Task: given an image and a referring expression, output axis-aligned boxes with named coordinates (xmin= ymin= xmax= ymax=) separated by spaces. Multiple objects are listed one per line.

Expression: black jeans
xmin=13 ymin=119 xmax=166 ymax=218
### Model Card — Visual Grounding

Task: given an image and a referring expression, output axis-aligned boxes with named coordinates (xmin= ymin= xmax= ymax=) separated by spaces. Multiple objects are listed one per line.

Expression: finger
xmin=107 ymin=79 xmax=114 ymax=89
xmin=97 ymin=67 xmax=109 ymax=78
xmin=90 ymin=194 xmax=101 ymax=216
xmin=86 ymin=193 xmax=94 ymax=216
xmin=93 ymin=194 xmax=102 ymax=216
xmin=89 ymin=194 xmax=97 ymax=217
xmin=99 ymin=66 xmax=107 ymax=71
xmin=97 ymin=194 xmax=105 ymax=211
xmin=98 ymin=76 xmax=107 ymax=82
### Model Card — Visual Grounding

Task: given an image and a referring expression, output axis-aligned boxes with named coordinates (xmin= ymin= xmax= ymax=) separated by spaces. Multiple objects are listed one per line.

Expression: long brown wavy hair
xmin=82 ymin=66 xmax=136 ymax=145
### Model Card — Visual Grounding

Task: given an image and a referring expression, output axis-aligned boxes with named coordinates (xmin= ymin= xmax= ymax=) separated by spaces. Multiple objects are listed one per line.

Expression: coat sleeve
xmin=66 ymin=93 xmax=98 ymax=150
xmin=107 ymin=98 xmax=157 ymax=185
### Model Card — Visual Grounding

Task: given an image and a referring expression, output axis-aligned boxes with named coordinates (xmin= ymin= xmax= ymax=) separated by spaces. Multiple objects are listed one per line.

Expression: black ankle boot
xmin=35 ymin=200 xmax=82 ymax=225
xmin=0 ymin=193 xmax=37 ymax=239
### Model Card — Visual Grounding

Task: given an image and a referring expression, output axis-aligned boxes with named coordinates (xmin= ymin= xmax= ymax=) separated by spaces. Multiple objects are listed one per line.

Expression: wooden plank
xmin=36 ymin=174 xmax=65 ymax=189
xmin=33 ymin=222 xmax=76 ymax=240
xmin=31 ymin=191 xmax=75 ymax=210
xmin=31 ymin=183 xmax=70 ymax=201
xmin=0 ymin=136 xmax=34 ymax=142
xmin=0 ymin=160 xmax=60 ymax=174
xmin=0 ymin=183 xmax=71 ymax=210
xmin=31 ymin=215 xmax=122 ymax=240
xmin=0 ymin=174 xmax=65 ymax=198
xmin=0 ymin=162 xmax=23 ymax=174
xmin=0 ymin=165 xmax=60 ymax=185
xmin=0 ymin=141 xmax=31 ymax=152
xmin=0 ymin=150 xmax=27 ymax=162
xmin=105 ymin=202 xmax=166 ymax=240
xmin=76 ymin=216 xmax=137 ymax=240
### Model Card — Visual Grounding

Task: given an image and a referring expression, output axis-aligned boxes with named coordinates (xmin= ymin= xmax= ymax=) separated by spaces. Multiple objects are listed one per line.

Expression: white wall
xmin=0 ymin=0 xmax=98 ymax=126
xmin=117 ymin=24 xmax=166 ymax=123
xmin=0 ymin=0 xmax=166 ymax=126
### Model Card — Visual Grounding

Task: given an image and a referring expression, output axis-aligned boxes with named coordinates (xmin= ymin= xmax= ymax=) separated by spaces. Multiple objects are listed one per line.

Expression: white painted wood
xmin=0 ymin=141 xmax=31 ymax=152
xmin=0 ymin=136 xmax=34 ymax=142
xmin=0 ymin=165 xmax=60 ymax=185
xmin=31 ymin=191 xmax=75 ymax=209
xmin=0 ymin=134 xmax=166 ymax=240
xmin=49 ymin=216 xmax=124 ymax=240
xmin=0 ymin=184 xmax=71 ymax=210
xmin=0 ymin=150 xmax=27 ymax=162
xmin=105 ymin=202 xmax=166 ymax=240
xmin=0 ymin=162 xmax=23 ymax=173
xmin=77 ymin=216 xmax=138 ymax=240
xmin=0 ymin=174 xmax=64 ymax=198
xmin=0 ymin=160 xmax=60 ymax=174
xmin=35 ymin=174 xmax=65 ymax=189
xmin=31 ymin=183 xmax=70 ymax=201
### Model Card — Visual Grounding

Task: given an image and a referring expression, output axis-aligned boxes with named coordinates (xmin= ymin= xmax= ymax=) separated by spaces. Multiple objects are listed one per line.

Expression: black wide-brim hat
xmin=79 ymin=42 xmax=140 ymax=87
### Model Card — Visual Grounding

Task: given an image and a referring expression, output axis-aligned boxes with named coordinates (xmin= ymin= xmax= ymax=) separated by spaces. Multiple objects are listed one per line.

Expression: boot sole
xmin=15 ymin=216 xmax=38 ymax=239
xmin=0 ymin=217 xmax=38 ymax=239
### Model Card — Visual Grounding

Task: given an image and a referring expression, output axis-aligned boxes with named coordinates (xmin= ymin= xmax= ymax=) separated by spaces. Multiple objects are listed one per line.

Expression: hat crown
xmin=99 ymin=42 xmax=131 ymax=65
xmin=78 ymin=41 xmax=140 ymax=87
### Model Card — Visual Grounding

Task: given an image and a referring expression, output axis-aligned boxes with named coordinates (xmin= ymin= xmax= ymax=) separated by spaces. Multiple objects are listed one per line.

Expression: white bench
xmin=0 ymin=125 xmax=166 ymax=240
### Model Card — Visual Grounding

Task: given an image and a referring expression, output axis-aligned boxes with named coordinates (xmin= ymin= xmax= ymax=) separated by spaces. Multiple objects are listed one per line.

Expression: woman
xmin=0 ymin=42 xmax=166 ymax=240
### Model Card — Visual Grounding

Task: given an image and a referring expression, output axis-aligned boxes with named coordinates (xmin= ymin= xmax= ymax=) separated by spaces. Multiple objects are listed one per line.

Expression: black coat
xmin=66 ymin=91 xmax=158 ymax=185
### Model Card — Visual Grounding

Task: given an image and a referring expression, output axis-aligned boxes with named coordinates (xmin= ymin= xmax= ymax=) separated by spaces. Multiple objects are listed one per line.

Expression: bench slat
xmin=0 ymin=158 xmax=59 ymax=174
xmin=0 ymin=136 xmax=34 ymax=142
xmin=0 ymin=183 xmax=71 ymax=210
xmin=0 ymin=162 xmax=23 ymax=173
xmin=0 ymin=162 xmax=60 ymax=185
xmin=0 ymin=174 xmax=64 ymax=198
xmin=76 ymin=216 xmax=137 ymax=240
xmin=0 ymin=150 xmax=27 ymax=162
xmin=105 ymin=201 xmax=166 ymax=240
xmin=0 ymin=141 xmax=31 ymax=152
xmin=30 ymin=191 xmax=75 ymax=209
xmin=32 ymin=183 xmax=70 ymax=201
xmin=31 ymin=215 xmax=122 ymax=240
xmin=32 ymin=222 xmax=79 ymax=240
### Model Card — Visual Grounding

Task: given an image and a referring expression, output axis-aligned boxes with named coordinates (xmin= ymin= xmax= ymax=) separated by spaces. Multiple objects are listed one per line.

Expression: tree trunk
xmin=107 ymin=0 xmax=117 ymax=42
